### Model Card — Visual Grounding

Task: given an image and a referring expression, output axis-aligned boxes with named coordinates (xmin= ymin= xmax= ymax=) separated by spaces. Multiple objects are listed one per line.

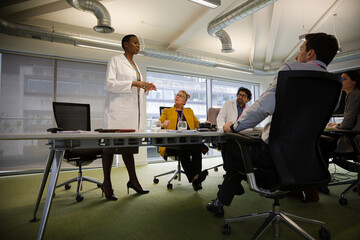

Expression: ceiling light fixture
xmin=298 ymin=34 xmax=306 ymax=41
xmin=188 ymin=0 xmax=221 ymax=9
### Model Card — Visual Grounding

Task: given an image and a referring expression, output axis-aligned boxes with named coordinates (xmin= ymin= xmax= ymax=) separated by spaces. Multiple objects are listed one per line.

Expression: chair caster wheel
xmin=97 ymin=183 xmax=102 ymax=188
xmin=222 ymin=224 xmax=231 ymax=235
xmin=339 ymin=198 xmax=348 ymax=206
xmin=319 ymin=226 xmax=330 ymax=239
xmin=214 ymin=167 xmax=218 ymax=172
xmin=174 ymin=176 xmax=178 ymax=180
xmin=76 ymin=195 xmax=84 ymax=202
xmin=167 ymin=183 xmax=173 ymax=189
xmin=153 ymin=178 xmax=159 ymax=184
xmin=65 ymin=184 xmax=71 ymax=190
xmin=319 ymin=186 xmax=330 ymax=195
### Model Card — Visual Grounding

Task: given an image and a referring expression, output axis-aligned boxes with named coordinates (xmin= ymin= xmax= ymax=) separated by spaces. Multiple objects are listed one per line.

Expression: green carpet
xmin=0 ymin=157 xmax=359 ymax=240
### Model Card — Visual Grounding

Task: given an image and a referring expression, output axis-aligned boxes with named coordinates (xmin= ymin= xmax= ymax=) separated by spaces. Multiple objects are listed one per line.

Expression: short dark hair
xmin=305 ymin=33 xmax=338 ymax=66
xmin=237 ymin=87 xmax=252 ymax=100
xmin=344 ymin=70 xmax=360 ymax=90
xmin=121 ymin=34 xmax=137 ymax=50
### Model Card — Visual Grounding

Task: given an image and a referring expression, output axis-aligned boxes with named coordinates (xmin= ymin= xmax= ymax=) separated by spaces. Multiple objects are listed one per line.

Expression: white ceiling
xmin=0 ymin=0 xmax=359 ymax=71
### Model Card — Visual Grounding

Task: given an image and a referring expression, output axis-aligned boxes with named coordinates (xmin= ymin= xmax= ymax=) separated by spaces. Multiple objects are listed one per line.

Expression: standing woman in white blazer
xmin=101 ymin=34 xmax=157 ymax=200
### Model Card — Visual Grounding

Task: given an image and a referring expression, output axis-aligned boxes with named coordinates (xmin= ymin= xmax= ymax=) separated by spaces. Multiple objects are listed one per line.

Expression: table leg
xmin=30 ymin=149 xmax=55 ymax=222
xmin=37 ymin=149 xmax=64 ymax=240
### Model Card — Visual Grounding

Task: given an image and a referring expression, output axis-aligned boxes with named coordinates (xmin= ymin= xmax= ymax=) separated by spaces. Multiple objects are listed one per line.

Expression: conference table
xmin=0 ymin=130 xmax=226 ymax=240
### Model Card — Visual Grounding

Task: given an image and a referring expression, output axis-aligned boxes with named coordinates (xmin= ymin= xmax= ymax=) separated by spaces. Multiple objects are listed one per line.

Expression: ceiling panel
xmin=0 ymin=0 xmax=359 ymax=72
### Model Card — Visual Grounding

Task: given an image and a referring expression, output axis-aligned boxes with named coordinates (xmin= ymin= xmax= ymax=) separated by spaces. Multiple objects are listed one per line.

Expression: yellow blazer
xmin=159 ymin=106 xmax=200 ymax=160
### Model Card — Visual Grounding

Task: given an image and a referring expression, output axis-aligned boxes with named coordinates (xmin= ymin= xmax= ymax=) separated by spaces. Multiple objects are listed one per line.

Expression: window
xmin=0 ymin=52 xmax=261 ymax=171
xmin=0 ymin=53 xmax=54 ymax=171
xmin=212 ymin=79 xmax=258 ymax=107
xmin=146 ymin=71 xmax=207 ymax=121
xmin=146 ymin=70 xmax=260 ymax=161
xmin=0 ymin=54 xmax=107 ymax=172
xmin=56 ymin=60 xmax=107 ymax=130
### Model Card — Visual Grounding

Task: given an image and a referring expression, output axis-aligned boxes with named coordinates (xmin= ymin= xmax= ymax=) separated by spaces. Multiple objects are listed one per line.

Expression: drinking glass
xmin=177 ymin=121 xmax=187 ymax=131
xmin=151 ymin=120 xmax=161 ymax=132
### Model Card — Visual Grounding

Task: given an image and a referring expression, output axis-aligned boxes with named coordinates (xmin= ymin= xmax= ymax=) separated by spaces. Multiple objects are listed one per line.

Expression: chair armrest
xmin=225 ymin=132 xmax=262 ymax=175
xmin=324 ymin=129 xmax=360 ymax=137
xmin=324 ymin=129 xmax=360 ymax=154
xmin=225 ymin=132 xmax=262 ymax=144
xmin=47 ymin=127 xmax=63 ymax=133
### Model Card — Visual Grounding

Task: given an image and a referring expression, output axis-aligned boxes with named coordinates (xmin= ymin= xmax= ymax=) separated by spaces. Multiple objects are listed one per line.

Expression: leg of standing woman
xmin=101 ymin=149 xmax=118 ymax=200
xmin=122 ymin=154 xmax=149 ymax=194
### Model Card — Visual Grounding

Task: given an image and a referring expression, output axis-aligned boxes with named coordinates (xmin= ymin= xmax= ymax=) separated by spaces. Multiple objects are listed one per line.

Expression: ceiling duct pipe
xmin=208 ymin=0 xmax=277 ymax=53
xmin=215 ymin=29 xmax=234 ymax=53
xmin=332 ymin=49 xmax=360 ymax=63
xmin=0 ymin=19 xmax=120 ymax=49
xmin=0 ymin=19 xmax=359 ymax=75
xmin=66 ymin=0 xmax=114 ymax=33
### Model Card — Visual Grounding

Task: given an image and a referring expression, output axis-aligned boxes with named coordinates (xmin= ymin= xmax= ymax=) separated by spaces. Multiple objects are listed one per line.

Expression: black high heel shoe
xmin=101 ymin=185 xmax=118 ymax=200
xmin=127 ymin=181 xmax=150 ymax=194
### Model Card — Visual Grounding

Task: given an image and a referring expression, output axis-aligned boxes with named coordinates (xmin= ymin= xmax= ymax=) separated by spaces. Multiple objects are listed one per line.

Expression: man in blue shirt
xmin=207 ymin=32 xmax=339 ymax=218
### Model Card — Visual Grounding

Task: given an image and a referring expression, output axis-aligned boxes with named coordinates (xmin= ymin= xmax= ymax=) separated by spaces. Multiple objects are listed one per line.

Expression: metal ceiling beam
xmin=283 ymin=0 xmax=346 ymax=63
xmin=166 ymin=0 xmax=235 ymax=51
xmin=264 ymin=2 xmax=281 ymax=70
xmin=2 ymin=1 xmax=71 ymax=22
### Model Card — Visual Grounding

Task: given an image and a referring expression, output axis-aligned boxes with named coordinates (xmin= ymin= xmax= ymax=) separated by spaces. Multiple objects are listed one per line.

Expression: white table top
xmin=0 ymin=130 xmax=225 ymax=140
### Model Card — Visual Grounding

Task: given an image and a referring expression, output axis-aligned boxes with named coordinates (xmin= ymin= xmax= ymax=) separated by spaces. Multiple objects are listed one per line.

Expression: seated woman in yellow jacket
xmin=159 ymin=90 xmax=208 ymax=191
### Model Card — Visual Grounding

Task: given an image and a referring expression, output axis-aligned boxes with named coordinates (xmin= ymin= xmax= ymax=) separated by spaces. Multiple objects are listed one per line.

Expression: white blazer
xmin=216 ymin=99 xmax=249 ymax=130
xmin=103 ymin=54 xmax=147 ymax=132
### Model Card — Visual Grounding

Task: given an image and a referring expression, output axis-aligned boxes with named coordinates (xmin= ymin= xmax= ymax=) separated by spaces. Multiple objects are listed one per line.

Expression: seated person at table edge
xmin=206 ymin=32 xmax=339 ymax=218
xmin=326 ymin=71 xmax=360 ymax=153
xmin=216 ymin=87 xmax=252 ymax=131
xmin=159 ymin=90 xmax=209 ymax=191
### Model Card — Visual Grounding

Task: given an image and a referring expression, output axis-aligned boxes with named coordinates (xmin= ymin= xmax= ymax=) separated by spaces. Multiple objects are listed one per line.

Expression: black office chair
xmin=47 ymin=102 xmax=103 ymax=202
xmin=221 ymin=70 xmax=342 ymax=239
xmin=205 ymin=107 xmax=223 ymax=172
xmin=153 ymin=106 xmax=185 ymax=189
xmin=326 ymin=129 xmax=360 ymax=206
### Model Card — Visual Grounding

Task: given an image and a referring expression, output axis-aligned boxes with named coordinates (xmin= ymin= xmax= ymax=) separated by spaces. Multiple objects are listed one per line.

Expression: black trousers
xmin=217 ymin=136 xmax=338 ymax=206
xmin=168 ymin=145 xmax=202 ymax=183
xmin=217 ymin=139 xmax=276 ymax=206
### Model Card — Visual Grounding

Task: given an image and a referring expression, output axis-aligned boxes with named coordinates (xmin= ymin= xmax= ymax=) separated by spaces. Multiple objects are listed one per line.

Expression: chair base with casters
xmin=222 ymin=196 xmax=330 ymax=240
xmin=205 ymin=163 xmax=223 ymax=172
xmin=328 ymin=157 xmax=360 ymax=206
xmin=153 ymin=155 xmax=185 ymax=190
xmin=50 ymin=102 xmax=104 ymax=202
xmin=56 ymin=164 xmax=102 ymax=202
xmin=324 ymin=129 xmax=360 ymax=206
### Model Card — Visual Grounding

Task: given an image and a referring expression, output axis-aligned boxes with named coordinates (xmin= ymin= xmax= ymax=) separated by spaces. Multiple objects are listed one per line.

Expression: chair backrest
xmin=53 ymin=102 xmax=91 ymax=131
xmin=159 ymin=106 xmax=171 ymax=116
xmin=207 ymin=107 xmax=221 ymax=126
xmin=269 ymin=70 xmax=342 ymax=190
xmin=52 ymin=102 xmax=101 ymax=161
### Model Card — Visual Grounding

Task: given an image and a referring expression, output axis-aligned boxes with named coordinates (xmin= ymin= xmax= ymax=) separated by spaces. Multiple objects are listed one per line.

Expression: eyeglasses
xmin=176 ymin=94 xmax=186 ymax=99
xmin=237 ymin=93 xmax=248 ymax=98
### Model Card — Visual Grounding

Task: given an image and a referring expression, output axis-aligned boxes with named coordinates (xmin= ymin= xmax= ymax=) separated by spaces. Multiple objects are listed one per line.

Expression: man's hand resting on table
xmin=326 ymin=122 xmax=338 ymax=129
xmin=223 ymin=122 xmax=233 ymax=133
